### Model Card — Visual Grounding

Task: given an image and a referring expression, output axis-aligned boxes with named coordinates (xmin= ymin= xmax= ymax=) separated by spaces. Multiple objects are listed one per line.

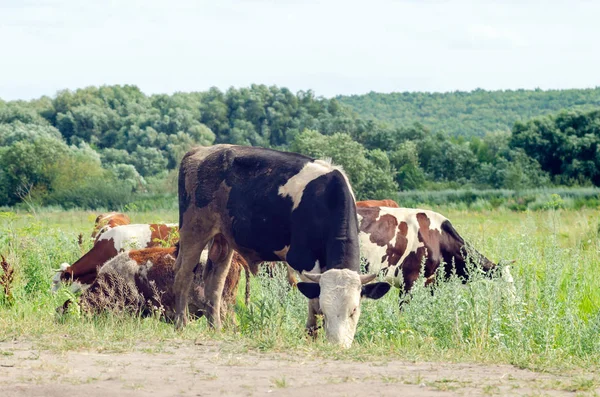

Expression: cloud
xmin=0 ymin=0 xmax=599 ymax=100
xmin=468 ymin=24 xmax=528 ymax=48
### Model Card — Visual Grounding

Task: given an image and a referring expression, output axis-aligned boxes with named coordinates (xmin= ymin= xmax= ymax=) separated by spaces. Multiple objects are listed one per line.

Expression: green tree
xmin=389 ymin=141 xmax=427 ymax=190
xmin=290 ymin=130 xmax=398 ymax=200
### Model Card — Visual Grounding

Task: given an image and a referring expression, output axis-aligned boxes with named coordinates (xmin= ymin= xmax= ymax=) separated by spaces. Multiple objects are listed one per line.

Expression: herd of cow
xmin=52 ymin=144 xmax=514 ymax=348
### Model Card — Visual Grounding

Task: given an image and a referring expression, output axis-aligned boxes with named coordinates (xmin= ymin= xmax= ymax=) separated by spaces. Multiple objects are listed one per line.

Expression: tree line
xmin=0 ymin=84 xmax=599 ymax=209
xmin=338 ymin=87 xmax=600 ymax=137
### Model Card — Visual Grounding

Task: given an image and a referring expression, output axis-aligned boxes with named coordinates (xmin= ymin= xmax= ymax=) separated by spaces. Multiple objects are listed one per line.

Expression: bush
xmin=396 ymin=187 xmax=600 ymax=212
xmin=45 ymin=177 xmax=133 ymax=210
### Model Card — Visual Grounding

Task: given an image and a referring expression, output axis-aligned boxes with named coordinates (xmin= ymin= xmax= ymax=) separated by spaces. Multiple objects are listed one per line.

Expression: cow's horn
xmin=359 ymin=273 xmax=377 ymax=284
xmin=301 ymin=271 xmax=321 ymax=283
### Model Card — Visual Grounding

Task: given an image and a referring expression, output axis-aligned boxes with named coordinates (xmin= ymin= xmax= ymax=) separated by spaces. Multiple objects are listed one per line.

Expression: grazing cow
xmin=303 ymin=207 xmax=513 ymax=337
xmin=53 ymin=223 xmax=178 ymax=292
xmin=91 ymin=212 xmax=132 ymax=240
xmin=174 ymin=145 xmax=391 ymax=348
xmin=356 ymin=199 xmax=400 ymax=208
xmin=76 ymin=245 xmax=245 ymax=322
xmin=357 ymin=206 xmax=512 ymax=293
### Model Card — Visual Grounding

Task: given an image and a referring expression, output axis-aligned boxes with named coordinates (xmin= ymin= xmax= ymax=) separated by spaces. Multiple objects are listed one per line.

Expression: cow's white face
xmin=297 ymin=269 xmax=391 ymax=348
xmin=51 ymin=263 xmax=88 ymax=293
xmin=51 ymin=263 xmax=70 ymax=293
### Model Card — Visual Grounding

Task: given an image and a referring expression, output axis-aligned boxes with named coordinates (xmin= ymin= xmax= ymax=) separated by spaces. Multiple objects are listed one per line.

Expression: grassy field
xmin=1 ymin=205 xmax=600 ymax=374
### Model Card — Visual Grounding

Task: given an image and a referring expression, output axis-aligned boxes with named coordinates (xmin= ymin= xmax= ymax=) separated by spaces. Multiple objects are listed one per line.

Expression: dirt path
xmin=0 ymin=340 xmax=596 ymax=396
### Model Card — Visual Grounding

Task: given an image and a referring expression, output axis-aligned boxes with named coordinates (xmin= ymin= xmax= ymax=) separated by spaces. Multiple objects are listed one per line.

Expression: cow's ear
xmin=361 ymin=282 xmax=391 ymax=300
xmin=297 ymin=282 xmax=321 ymax=299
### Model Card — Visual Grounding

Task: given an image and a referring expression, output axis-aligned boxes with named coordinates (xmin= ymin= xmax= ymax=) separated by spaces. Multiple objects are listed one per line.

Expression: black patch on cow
xmin=223 ymin=149 xmax=312 ymax=261
xmin=440 ymin=220 xmax=465 ymax=245
xmin=195 ymin=149 xmax=232 ymax=209
xmin=286 ymin=170 xmax=360 ymax=273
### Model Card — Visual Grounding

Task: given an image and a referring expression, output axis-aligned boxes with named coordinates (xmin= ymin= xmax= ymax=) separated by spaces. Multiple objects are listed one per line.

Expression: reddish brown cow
xmin=356 ymin=199 xmax=400 ymax=208
xmin=53 ymin=223 xmax=178 ymax=292
xmin=357 ymin=206 xmax=512 ymax=294
xmin=91 ymin=212 xmax=132 ymax=240
xmin=74 ymin=245 xmax=245 ymax=322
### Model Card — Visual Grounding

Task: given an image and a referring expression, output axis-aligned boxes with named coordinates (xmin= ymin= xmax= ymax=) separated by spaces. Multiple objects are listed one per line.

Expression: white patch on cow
xmin=358 ymin=232 xmax=388 ymax=274
xmin=199 ymin=249 xmax=209 ymax=266
xmin=97 ymin=224 xmax=154 ymax=251
xmin=138 ymin=260 xmax=154 ymax=281
xmin=278 ymin=159 xmax=353 ymax=210
xmin=502 ymin=265 xmax=518 ymax=304
xmin=51 ymin=263 xmax=71 ymax=293
xmin=501 ymin=265 xmax=514 ymax=284
xmin=310 ymin=260 xmax=321 ymax=274
xmin=317 ymin=269 xmax=362 ymax=349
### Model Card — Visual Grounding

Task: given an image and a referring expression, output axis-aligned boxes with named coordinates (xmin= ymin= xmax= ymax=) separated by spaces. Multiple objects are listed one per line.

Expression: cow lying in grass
xmin=66 ymin=242 xmax=246 ymax=323
xmin=53 ymin=223 xmax=178 ymax=293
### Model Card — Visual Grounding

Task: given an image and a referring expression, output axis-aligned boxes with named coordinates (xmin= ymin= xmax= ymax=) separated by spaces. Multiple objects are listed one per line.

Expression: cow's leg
xmin=306 ymin=298 xmax=320 ymax=339
xmin=399 ymin=268 xmax=419 ymax=310
xmin=174 ymin=234 xmax=211 ymax=330
xmin=244 ymin=266 xmax=251 ymax=306
xmin=203 ymin=236 xmax=234 ymax=330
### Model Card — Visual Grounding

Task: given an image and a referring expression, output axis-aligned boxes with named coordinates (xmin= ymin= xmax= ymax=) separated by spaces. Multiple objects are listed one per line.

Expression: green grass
xmin=1 ymin=207 xmax=600 ymax=372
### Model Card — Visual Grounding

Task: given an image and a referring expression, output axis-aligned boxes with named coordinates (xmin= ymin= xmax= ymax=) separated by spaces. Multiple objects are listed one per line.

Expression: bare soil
xmin=0 ymin=340 xmax=596 ymax=397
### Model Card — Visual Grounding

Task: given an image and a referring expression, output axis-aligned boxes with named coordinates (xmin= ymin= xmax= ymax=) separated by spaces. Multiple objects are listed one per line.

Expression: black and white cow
xmin=356 ymin=206 xmax=514 ymax=292
xmin=174 ymin=145 xmax=391 ymax=348
xmin=301 ymin=206 xmax=515 ymax=338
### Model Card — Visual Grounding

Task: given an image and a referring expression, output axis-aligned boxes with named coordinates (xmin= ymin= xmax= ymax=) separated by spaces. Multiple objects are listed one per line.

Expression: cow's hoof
xmin=306 ymin=325 xmax=321 ymax=340
xmin=174 ymin=315 xmax=188 ymax=330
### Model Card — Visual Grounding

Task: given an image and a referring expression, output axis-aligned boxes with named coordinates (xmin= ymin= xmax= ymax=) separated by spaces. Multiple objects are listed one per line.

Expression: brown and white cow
xmin=53 ymin=223 xmax=178 ymax=292
xmin=356 ymin=199 xmax=400 ymax=208
xmin=91 ymin=212 xmax=132 ymax=240
xmin=73 ymin=245 xmax=245 ymax=322
xmin=356 ymin=206 xmax=513 ymax=292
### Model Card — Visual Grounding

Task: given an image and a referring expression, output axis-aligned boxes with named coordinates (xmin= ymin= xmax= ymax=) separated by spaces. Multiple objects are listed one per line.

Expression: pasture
xmin=1 ymin=206 xmax=600 ymax=395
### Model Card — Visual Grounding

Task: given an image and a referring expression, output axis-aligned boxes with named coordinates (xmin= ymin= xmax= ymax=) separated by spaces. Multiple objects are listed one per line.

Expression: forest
xmin=338 ymin=88 xmax=600 ymax=137
xmin=1 ymin=84 xmax=600 ymax=209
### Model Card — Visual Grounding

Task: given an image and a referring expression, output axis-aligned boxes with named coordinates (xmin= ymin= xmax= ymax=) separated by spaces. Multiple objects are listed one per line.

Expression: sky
xmin=1 ymin=0 xmax=599 ymax=101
